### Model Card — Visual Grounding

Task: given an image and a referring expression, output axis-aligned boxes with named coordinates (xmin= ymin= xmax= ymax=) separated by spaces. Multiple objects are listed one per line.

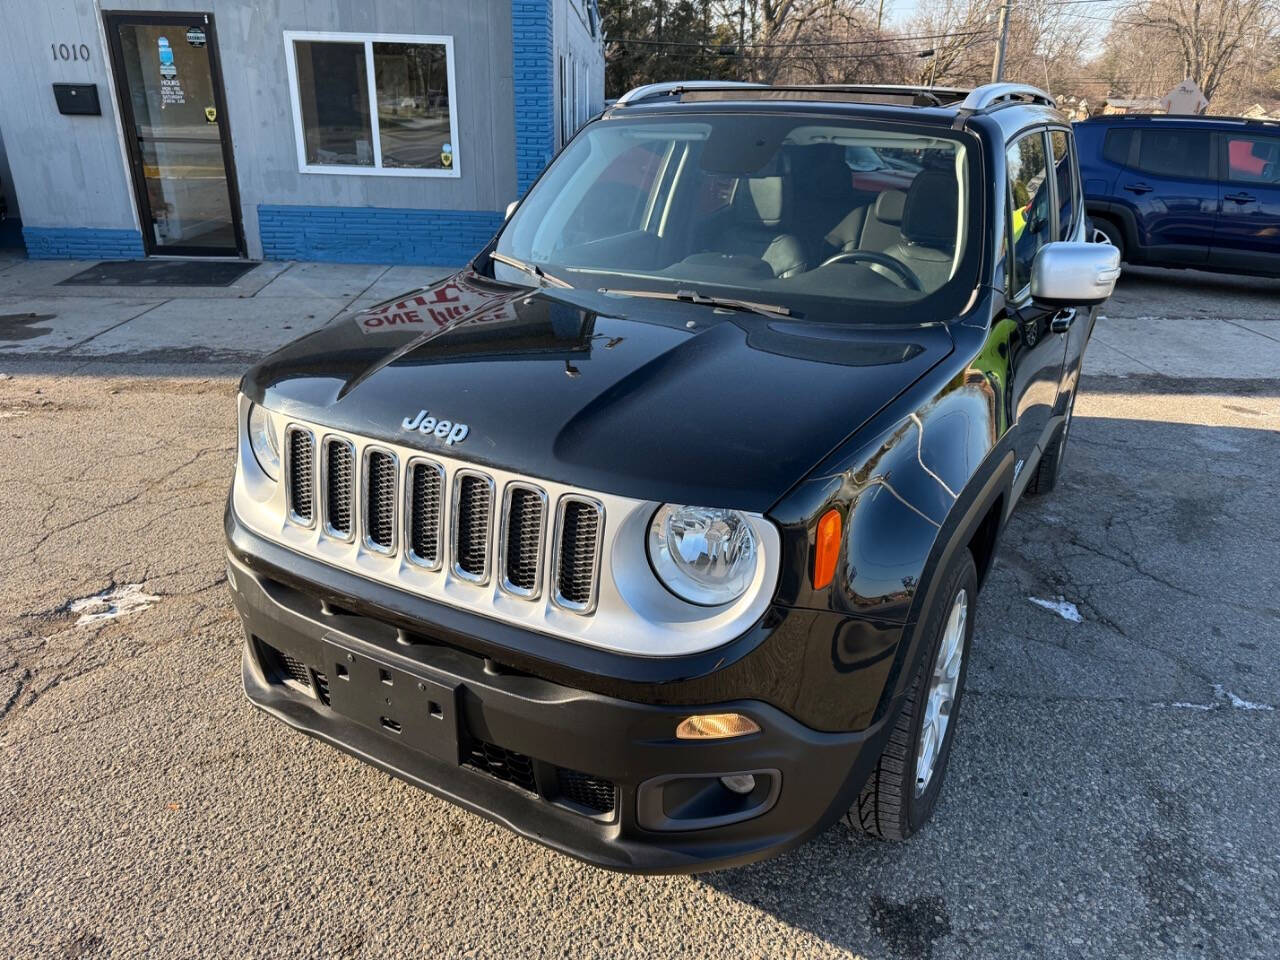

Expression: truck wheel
xmin=849 ymin=548 xmax=977 ymax=841
xmin=1026 ymin=390 xmax=1075 ymax=496
xmin=1095 ymin=218 xmax=1125 ymax=261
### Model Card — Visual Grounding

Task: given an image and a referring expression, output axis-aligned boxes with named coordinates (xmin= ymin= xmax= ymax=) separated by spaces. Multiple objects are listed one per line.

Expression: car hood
xmin=243 ymin=271 xmax=954 ymax=513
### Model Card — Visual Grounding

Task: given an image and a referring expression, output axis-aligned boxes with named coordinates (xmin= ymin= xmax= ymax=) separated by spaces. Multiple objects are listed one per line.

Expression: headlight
xmin=247 ymin=403 xmax=280 ymax=481
xmin=647 ymin=504 xmax=759 ymax=606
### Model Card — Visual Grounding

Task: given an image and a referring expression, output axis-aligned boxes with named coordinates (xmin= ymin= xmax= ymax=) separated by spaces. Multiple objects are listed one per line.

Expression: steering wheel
xmin=818 ymin=250 xmax=923 ymax=291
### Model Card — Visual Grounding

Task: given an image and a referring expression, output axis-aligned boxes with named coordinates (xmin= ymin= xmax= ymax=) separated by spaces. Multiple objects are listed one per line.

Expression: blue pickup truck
xmin=1076 ymin=114 xmax=1280 ymax=277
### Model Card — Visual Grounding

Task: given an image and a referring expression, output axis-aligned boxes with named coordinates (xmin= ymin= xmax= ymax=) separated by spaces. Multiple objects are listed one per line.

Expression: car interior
xmin=502 ymin=119 xmax=971 ymax=306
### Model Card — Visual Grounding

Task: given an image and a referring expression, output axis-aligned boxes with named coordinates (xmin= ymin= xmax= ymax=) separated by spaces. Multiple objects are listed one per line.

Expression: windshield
xmin=494 ymin=112 xmax=981 ymax=324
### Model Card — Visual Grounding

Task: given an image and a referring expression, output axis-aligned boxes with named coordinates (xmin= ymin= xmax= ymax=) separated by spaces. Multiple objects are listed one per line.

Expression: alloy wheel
xmin=915 ymin=588 xmax=967 ymax=797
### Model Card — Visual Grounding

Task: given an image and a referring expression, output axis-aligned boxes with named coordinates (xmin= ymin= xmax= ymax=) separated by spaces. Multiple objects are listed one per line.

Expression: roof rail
xmin=614 ymin=80 xmax=766 ymax=106
xmin=959 ymin=83 xmax=1057 ymax=112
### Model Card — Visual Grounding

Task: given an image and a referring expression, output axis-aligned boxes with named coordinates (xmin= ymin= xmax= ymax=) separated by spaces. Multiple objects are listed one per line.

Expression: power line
xmin=610 ymin=28 xmax=993 ymax=50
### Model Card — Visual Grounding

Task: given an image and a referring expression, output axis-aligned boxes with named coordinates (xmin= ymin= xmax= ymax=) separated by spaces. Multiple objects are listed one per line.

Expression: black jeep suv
xmin=226 ymin=82 xmax=1120 ymax=873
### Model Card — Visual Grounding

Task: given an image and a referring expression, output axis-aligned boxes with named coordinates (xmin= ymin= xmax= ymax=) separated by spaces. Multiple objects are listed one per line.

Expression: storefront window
xmin=285 ymin=32 xmax=458 ymax=177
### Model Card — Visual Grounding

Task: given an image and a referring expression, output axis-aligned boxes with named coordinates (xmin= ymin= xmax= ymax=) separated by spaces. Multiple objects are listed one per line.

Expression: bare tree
xmin=1144 ymin=0 xmax=1278 ymax=101
xmin=1091 ymin=0 xmax=1280 ymax=111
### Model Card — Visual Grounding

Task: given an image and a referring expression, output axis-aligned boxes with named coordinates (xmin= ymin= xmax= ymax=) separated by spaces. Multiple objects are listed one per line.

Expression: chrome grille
xmin=323 ymin=437 xmax=355 ymax=539
xmin=363 ymin=449 xmax=398 ymax=553
xmin=286 ymin=425 xmax=610 ymax=618
xmin=554 ymin=497 xmax=603 ymax=613
xmin=501 ymin=484 xmax=547 ymax=598
xmin=406 ymin=459 xmax=445 ymax=569
xmin=452 ymin=472 xmax=494 ymax=583
xmin=286 ymin=427 xmax=315 ymax=525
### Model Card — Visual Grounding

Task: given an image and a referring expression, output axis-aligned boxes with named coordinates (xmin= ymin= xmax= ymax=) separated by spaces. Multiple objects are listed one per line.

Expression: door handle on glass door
xmin=1050 ymin=309 xmax=1076 ymax=334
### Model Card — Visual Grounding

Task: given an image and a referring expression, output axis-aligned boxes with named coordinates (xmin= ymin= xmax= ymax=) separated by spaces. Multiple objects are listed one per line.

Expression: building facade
xmin=0 ymin=0 xmax=604 ymax=264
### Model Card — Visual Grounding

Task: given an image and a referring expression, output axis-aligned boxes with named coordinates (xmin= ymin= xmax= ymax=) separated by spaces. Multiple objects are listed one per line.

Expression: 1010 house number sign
xmin=52 ymin=42 xmax=92 ymax=62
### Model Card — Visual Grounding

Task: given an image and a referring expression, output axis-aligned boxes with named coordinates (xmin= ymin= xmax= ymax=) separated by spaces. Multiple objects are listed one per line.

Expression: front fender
xmin=769 ymin=316 xmax=1017 ymax=724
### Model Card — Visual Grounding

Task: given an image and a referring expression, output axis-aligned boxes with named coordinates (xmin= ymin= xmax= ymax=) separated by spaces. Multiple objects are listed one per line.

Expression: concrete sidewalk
xmin=1 ymin=254 xmax=1277 ymax=378
xmin=0 ymin=255 xmax=455 ymax=368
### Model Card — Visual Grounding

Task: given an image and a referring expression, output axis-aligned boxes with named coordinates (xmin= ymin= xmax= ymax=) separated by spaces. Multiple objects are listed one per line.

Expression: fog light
xmin=719 ymin=774 xmax=756 ymax=795
xmin=675 ymin=713 xmax=761 ymax=740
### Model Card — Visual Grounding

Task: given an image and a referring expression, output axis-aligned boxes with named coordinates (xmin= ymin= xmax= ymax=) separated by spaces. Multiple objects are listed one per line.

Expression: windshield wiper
xmin=597 ymin=288 xmax=791 ymax=318
xmin=490 ymin=251 xmax=572 ymax=289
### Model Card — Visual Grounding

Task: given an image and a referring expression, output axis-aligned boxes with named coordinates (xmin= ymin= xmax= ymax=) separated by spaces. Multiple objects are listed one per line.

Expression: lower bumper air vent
xmin=464 ymin=738 xmax=536 ymax=793
xmin=557 ymin=768 xmax=617 ymax=814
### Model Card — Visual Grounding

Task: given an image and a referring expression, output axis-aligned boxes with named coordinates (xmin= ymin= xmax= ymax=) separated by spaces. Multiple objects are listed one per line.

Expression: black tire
xmin=848 ymin=548 xmax=977 ymax=841
xmin=1026 ymin=389 xmax=1076 ymax=496
xmin=1094 ymin=217 xmax=1126 ymax=261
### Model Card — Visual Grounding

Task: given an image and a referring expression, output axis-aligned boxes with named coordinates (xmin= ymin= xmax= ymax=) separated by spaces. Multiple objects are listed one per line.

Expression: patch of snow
xmin=1028 ymin=596 xmax=1083 ymax=623
xmin=1212 ymin=684 xmax=1274 ymax=712
xmin=68 ymin=583 xmax=159 ymax=626
xmin=1168 ymin=685 xmax=1275 ymax=712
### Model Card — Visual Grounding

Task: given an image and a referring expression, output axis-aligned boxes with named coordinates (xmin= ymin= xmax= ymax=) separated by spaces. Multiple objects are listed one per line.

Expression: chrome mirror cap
xmin=505 ymin=200 xmax=519 ymax=220
xmin=1030 ymin=241 xmax=1121 ymax=307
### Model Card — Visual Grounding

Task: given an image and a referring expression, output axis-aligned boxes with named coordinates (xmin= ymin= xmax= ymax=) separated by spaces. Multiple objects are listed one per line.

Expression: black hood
xmin=242 ymin=271 xmax=954 ymax=513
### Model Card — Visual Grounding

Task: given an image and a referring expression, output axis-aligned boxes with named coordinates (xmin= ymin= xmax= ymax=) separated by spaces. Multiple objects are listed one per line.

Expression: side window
xmin=1135 ymin=129 xmax=1211 ymax=179
xmin=1102 ymin=128 xmax=1134 ymax=166
xmin=1050 ymin=130 xmax=1078 ymax=241
xmin=1225 ymin=134 xmax=1280 ymax=184
xmin=1006 ymin=131 xmax=1053 ymax=293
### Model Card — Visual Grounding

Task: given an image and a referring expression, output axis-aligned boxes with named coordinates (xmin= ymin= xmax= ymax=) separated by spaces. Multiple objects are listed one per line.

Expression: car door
xmin=1117 ymin=125 xmax=1216 ymax=265
xmin=1004 ymin=129 xmax=1070 ymax=479
xmin=1211 ymin=129 xmax=1280 ymax=274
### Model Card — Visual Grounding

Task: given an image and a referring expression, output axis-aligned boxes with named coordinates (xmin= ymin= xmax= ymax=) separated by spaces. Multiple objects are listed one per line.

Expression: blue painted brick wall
xmin=23 ymin=227 xmax=145 ymax=260
xmin=258 ymin=205 xmax=505 ymax=265
xmin=512 ymin=0 xmax=555 ymax=194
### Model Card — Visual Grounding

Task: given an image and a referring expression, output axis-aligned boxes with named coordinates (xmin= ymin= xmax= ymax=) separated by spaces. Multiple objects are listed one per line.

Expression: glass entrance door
xmin=106 ymin=13 xmax=243 ymax=256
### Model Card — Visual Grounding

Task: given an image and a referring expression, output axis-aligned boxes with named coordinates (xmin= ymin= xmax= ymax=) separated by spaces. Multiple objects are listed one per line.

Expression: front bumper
xmin=226 ymin=548 xmax=893 ymax=874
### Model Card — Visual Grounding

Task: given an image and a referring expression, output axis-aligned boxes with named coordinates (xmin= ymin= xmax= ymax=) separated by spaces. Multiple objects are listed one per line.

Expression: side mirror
xmin=505 ymin=200 xmax=519 ymax=221
xmin=1030 ymin=241 xmax=1121 ymax=307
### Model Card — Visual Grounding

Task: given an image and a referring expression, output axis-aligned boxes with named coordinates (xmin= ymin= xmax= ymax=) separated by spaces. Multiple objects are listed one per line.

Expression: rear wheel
xmin=1094 ymin=217 xmax=1126 ymax=261
xmin=848 ymin=549 xmax=977 ymax=841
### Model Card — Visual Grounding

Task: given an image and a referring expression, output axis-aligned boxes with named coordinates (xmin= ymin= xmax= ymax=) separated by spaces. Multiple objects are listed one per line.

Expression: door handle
xmin=1050 ymin=308 xmax=1076 ymax=334
xmin=1224 ymin=192 xmax=1256 ymax=204
xmin=1123 ymin=182 xmax=1153 ymax=194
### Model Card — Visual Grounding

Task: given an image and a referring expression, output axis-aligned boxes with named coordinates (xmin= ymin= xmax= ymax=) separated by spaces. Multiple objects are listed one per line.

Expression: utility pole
xmin=877 ymin=0 xmax=885 ymax=32
xmin=991 ymin=0 xmax=1011 ymax=83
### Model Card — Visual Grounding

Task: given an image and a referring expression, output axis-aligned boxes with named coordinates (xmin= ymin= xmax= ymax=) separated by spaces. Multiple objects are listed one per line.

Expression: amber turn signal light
xmin=813 ymin=508 xmax=841 ymax=590
xmin=675 ymin=713 xmax=761 ymax=740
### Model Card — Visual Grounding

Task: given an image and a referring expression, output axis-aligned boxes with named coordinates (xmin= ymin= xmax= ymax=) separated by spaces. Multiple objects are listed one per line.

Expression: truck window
xmin=1102 ymin=129 xmax=1134 ymax=166
xmin=1136 ymin=129 xmax=1210 ymax=179
xmin=1006 ymin=130 xmax=1052 ymax=293
xmin=1050 ymin=130 xmax=1078 ymax=241
xmin=1225 ymin=134 xmax=1280 ymax=184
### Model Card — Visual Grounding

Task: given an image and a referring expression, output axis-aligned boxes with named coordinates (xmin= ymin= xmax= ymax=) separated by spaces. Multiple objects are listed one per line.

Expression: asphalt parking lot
xmin=1 ymin=261 xmax=1278 ymax=959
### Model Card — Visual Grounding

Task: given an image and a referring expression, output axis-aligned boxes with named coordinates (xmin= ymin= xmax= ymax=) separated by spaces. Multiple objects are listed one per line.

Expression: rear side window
xmin=1006 ymin=131 xmax=1053 ymax=293
xmin=1136 ymin=129 xmax=1211 ymax=179
xmin=1225 ymin=134 xmax=1280 ymax=184
xmin=1102 ymin=129 xmax=1134 ymax=165
xmin=1050 ymin=130 xmax=1078 ymax=241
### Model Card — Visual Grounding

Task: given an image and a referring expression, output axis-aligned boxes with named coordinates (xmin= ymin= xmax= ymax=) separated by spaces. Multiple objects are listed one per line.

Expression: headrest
xmin=790 ymin=145 xmax=854 ymax=200
xmin=733 ymin=176 xmax=788 ymax=227
xmin=901 ymin=170 xmax=958 ymax=247
xmin=874 ymin=190 xmax=907 ymax=225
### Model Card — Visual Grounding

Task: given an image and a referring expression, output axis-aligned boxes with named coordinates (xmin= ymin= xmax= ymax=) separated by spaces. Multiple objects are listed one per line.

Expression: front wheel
xmin=848 ymin=548 xmax=977 ymax=841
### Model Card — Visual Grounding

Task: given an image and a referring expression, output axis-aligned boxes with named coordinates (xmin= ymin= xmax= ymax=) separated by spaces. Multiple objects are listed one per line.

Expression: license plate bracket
xmin=321 ymin=636 xmax=460 ymax=765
